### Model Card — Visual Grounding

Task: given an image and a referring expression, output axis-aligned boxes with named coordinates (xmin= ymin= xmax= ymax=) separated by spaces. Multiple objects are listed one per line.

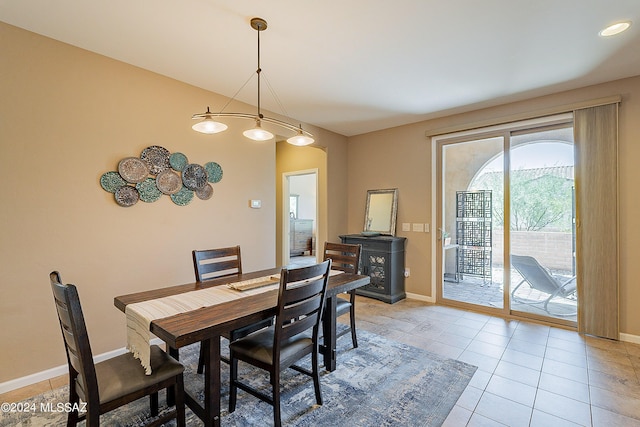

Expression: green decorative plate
xmin=136 ymin=178 xmax=162 ymax=203
xmin=169 ymin=152 xmax=188 ymax=171
xmin=170 ymin=186 xmax=194 ymax=206
xmin=100 ymin=171 xmax=127 ymax=193
xmin=204 ymin=161 xmax=223 ymax=183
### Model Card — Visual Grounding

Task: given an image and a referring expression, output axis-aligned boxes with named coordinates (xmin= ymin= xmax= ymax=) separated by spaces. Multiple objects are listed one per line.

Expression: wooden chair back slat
xmin=323 ymin=242 xmax=361 ymax=274
xmin=192 ymin=246 xmax=242 ymax=281
xmin=282 ymin=278 xmax=326 ymax=305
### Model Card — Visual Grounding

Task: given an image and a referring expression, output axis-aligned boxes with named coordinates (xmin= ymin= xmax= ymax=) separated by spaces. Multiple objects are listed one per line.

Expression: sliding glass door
xmin=437 ymin=117 xmax=577 ymax=326
xmin=508 ymin=126 xmax=577 ymax=322
xmin=441 ymin=136 xmax=504 ymax=310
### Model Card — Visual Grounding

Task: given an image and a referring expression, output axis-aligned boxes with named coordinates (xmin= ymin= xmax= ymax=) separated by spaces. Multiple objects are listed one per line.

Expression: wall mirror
xmin=364 ymin=188 xmax=398 ymax=235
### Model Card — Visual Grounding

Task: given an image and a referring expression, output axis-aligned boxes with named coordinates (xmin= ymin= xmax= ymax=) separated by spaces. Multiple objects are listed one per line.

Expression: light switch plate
xmin=412 ymin=223 xmax=424 ymax=232
xmin=402 ymin=223 xmax=410 ymax=232
xmin=250 ymin=199 xmax=261 ymax=208
xmin=424 ymin=223 xmax=430 ymax=233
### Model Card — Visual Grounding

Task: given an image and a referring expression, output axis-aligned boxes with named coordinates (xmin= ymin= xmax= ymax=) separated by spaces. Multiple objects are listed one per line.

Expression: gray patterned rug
xmin=1 ymin=329 xmax=476 ymax=426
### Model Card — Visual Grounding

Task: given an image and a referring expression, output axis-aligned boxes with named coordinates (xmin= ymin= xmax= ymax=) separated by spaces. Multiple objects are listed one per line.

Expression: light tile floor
xmin=354 ymin=297 xmax=640 ymax=427
xmin=2 ymin=297 xmax=639 ymax=426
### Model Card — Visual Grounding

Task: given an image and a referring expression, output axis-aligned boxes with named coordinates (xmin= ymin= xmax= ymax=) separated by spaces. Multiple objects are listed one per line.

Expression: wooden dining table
xmin=114 ymin=267 xmax=370 ymax=427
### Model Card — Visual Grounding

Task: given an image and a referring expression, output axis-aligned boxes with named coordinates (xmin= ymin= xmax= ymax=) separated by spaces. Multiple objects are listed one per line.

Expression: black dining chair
xmin=49 ymin=271 xmax=186 ymax=426
xmin=323 ymin=242 xmax=361 ymax=348
xmin=228 ymin=260 xmax=331 ymax=427
xmin=192 ymin=246 xmax=273 ymax=373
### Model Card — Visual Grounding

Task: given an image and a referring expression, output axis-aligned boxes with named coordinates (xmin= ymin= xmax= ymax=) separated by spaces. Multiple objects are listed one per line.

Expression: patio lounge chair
xmin=511 ymin=255 xmax=577 ymax=316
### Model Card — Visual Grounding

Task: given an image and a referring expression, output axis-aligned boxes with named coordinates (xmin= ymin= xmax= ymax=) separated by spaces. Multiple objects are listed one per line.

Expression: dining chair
xmin=323 ymin=242 xmax=361 ymax=348
xmin=49 ymin=271 xmax=185 ymax=426
xmin=228 ymin=260 xmax=331 ymax=427
xmin=192 ymin=246 xmax=273 ymax=373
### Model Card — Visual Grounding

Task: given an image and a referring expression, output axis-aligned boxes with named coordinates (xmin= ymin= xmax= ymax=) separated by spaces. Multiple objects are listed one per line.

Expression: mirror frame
xmin=364 ymin=188 xmax=398 ymax=236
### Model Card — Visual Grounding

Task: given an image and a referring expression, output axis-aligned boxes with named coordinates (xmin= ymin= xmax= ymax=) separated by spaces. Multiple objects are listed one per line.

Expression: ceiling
xmin=1 ymin=1 xmax=639 ymax=136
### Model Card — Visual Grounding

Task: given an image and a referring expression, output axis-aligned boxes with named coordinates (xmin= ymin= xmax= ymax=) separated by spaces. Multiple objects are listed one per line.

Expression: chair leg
xmin=349 ymin=305 xmax=358 ymax=348
xmin=229 ymin=356 xmax=238 ymax=413
xmin=197 ymin=343 xmax=205 ymax=374
xmin=272 ymin=372 xmax=281 ymax=427
xmin=150 ymin=391 xmax=159 ymax=416
xmin=86 ymin=409 xmax=100 ymax=426
xmin=312 ymin=347 xmax=323 ymax=405
xmin=66 ymin=411 xmax=78 ymax=427
xmin=175 ymin=375 xmax=186 ymax=427
xmin=66 ymin=377 xmax=79 ymax=427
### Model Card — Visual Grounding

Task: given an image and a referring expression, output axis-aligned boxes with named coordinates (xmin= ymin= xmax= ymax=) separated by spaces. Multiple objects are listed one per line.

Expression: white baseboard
xmin=620 ymin=332 xmax=640 ymax=345
xmin=0 ymin=338 xmax=164 ymax=395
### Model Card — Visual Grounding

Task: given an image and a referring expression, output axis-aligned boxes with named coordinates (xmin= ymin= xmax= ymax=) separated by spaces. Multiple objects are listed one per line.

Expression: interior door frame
xmin=282 ymin=169 xmax=319 ymax=265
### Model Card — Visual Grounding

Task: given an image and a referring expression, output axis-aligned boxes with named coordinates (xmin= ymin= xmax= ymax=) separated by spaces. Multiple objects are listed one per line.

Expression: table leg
xmin=182 ymin=338 xmax=221 ymax=427
xmin=321 ymin=296 xmax=338 ymax=372
xmin=204 ymin=337 xmax=221 ymax=427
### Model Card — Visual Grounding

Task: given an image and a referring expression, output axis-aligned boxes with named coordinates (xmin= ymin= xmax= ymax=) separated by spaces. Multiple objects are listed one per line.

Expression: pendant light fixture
xmin=192 ymin=18 xmax=314 ymax=146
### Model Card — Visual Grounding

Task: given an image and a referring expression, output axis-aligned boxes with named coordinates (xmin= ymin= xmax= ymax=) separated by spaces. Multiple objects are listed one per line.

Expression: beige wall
xmin=0 ymin=22 xmax=348 ymax=383
xmin=348 ymin=75 xmax=640 ymax=337
xmin=347 ymin=123 xmax=433 ymax=297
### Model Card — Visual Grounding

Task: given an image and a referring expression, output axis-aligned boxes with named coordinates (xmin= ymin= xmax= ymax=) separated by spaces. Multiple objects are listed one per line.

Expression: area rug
xmin=1 ymin=329 xmax=476 ymax=426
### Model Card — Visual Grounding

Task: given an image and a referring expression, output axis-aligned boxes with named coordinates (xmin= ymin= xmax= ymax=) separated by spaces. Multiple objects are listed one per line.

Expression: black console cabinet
xmin=340 ymin=234 xmax=406 ymax=303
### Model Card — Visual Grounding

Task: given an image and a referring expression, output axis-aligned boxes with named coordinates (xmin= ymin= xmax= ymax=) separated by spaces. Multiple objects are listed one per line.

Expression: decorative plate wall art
xmin=99 ymin=146 xmax=223 ymax=207
xmin=182 ymin=164 xmax=208 ymax=190
xmin=118 ymin=157 xmax=149 ymax=183
xmin=156 ymin=169 xmax=182 ymax=195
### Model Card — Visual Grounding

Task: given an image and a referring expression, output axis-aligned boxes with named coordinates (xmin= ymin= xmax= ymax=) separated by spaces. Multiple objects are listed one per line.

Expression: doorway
xmin=436 ymin=116 xmax=577 ymax=326
xmin=283 ymin=170 xmax=318 ymax=267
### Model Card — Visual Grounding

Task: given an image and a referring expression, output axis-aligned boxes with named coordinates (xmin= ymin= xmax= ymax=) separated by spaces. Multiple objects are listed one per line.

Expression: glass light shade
xmin=599 ymin=21 xmax=631 ymax=36
xmin=243 ymin=121 xmax=274 ymax=141
xmin=192 ymin=117 xmax=228 ymax=134
xmin=287 ymin=132 xmax=314 ymax=146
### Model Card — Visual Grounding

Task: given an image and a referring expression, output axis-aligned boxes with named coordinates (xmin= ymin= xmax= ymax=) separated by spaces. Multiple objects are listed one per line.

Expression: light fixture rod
xmin=256 ymin=18 xmax=262 ymax=118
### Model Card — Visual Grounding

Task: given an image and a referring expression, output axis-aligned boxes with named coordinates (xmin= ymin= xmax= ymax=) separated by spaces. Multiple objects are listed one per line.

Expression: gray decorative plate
xmin=136 ymin=178 xmax=162 ymax=203
xmin=196 ymin=183 xmax=213 ymax=200
xmin=156 ymin=169 xmax=182 ymax=194
xmin=171 ymin=186 xmax=194 ymax=206
xmin=140 ymin=145 xmax=170 ymax=175
xmin=118 ymin=157 xmax=149 ymax=183
xmin=114 ymin=185 xmax=140 ymax=207
xmin=204 ymin=162 xmax=223 ymax=183
xmin=182 ymin=163 xmax=208 ymax=190
xmin=169 ymin=152 xmax=188 ymax=172
xmin=100 ymin=171 xmax=127 ymax=193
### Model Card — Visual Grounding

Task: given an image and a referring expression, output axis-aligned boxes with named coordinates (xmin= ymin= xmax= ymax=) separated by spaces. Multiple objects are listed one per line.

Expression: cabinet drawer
xmin=341 ymin=237 xmax=388 ymax=252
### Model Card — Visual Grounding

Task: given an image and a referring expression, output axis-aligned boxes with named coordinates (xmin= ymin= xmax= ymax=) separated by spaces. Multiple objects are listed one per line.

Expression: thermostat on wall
xmin=250 ymin=199 xmax=262 ymax=209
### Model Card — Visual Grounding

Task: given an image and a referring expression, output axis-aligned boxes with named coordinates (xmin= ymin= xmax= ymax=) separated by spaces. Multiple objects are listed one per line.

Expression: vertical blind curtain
xmin=574 ymin=103 xmax=619 ymax=339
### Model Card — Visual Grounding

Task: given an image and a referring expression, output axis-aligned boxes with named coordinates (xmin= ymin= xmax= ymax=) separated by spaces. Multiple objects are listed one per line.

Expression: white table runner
xmin=126 ymin=276 xmax=279 ymax=374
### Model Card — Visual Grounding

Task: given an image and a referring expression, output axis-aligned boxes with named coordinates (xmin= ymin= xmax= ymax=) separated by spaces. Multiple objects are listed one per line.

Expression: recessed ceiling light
xmin=599 ymin=21 xmax=632 ymax=37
